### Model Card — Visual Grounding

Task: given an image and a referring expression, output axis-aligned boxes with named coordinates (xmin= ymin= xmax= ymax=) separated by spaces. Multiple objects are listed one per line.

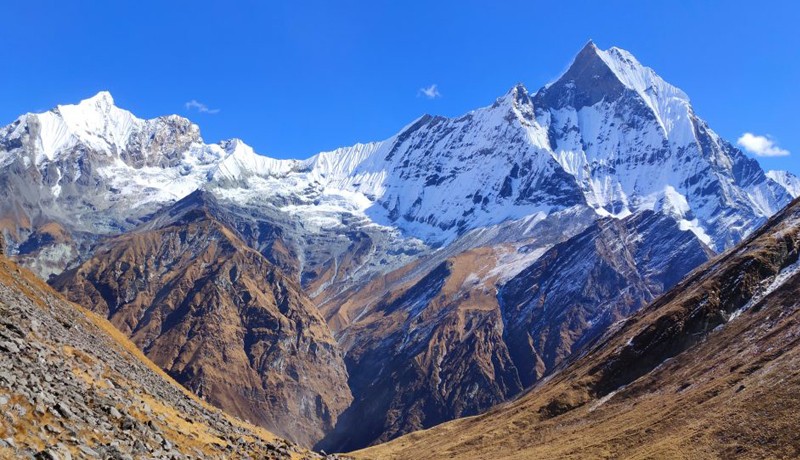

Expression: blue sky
xmin=2 ymin=1 xmax=799 ymax=173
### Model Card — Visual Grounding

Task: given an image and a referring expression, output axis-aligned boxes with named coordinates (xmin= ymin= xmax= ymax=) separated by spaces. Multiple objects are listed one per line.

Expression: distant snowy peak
xmin=525 ymin=42 xmax=799 ymax=249
xmin=29 ymin=91 xmax=141 ymax=162
xmin=767 ymin=170 xmax=800 ymax=197
xmin=2 ymin=91 xmax=210 ymax=170
xmin=211 ymin=138 xmax=298 ymax=183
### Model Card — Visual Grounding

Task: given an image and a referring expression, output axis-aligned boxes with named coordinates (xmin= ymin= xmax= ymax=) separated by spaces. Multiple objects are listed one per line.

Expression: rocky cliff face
xmin=0 ymin=252 xmax=336 ymax=459
xmin=318 ymin=210 xmax=713 ymax=452
xmin=500 ymin=210 xmax=714 ymax=387
xmin=53 ymin=191 xmax=352 ymax=446
xmin=359 ymin=197 xmax=800 ymax=459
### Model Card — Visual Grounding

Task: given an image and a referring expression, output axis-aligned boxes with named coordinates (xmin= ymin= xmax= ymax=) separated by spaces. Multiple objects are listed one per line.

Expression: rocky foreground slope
xmin=0 ymin=251 xmax=351 ymax=459
xmin=356 ymin=198 xmax=800 ymax=459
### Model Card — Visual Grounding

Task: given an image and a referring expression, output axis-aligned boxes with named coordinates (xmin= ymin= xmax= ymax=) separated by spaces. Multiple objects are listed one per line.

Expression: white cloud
xmin=185 ymin=99 xmax=220 ymax=114
xmin=418 ymin=84 xmax=441 ymax=99
xmin=737 ymin=132 xmax=789 ymax=157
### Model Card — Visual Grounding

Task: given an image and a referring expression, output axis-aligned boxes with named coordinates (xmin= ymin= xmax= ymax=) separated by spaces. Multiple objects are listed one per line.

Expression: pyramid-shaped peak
xmin=508 ymin=82 xmax=529 ymax=95
xmin=539 ymin=42 xmax=690 ymax=112
xmin=494 ymin=82 xmax=533 ymax=111
xmin=579 ymin=39 xmax=599 ymax=54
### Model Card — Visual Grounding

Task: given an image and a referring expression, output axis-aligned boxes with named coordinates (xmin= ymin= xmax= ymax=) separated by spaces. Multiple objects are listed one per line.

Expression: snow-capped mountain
xmin=3 ymin=41 xmax=799 ymax=452
xmin=766 ymin=170 xmax=800 ymax=197
xmin=205 ymin=42 xmax=795 ymax=251
xmin=1 ymin=42 xmax=795 ymax=278
xmin=533 ymin=42 xmax=793 ymax=249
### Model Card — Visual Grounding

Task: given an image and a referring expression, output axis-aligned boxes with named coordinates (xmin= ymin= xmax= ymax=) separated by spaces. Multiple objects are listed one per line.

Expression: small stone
xmin=34 ymin=449 xmax=60 ymax=460
xmin=0 ymin=341 xmax=19 ymax=353
xmin=77 ymin=444 xmax=100 ymax=458
xmin=44 ymin=424 xmax=62 ymax=434
xmin=108 ymin=406 xmax=122 ymax=419
xmin=0 ymin=371 xmax=14 ymax=384
xmin=120 ymin=417 xmax=136 ymax=431
xmin=54 ymin=402 xmax=74 ymax=419
xmin=132 ymin=440 xmax=146 ymax=452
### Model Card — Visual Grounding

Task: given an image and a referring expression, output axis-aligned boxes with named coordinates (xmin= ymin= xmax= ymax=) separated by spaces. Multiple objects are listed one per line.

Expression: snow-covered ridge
xmin=212 ymin=139 xmax=298 ymax=182
xmin=1 ymin=42 xmax=798 ymax=253
xmin=766 ymin=170 xmax=800 ymax=197
xmin=596 ymin=45 xmax=695 ymax=141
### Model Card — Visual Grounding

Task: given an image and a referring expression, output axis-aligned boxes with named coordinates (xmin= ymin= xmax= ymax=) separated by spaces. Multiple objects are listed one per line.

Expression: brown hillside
xmin=53 ymin=195 xmax=351 ymax=447
xmin=357 ymin=199 xmax=800 ymax=459
xmin=0 ymin=252 xmax=339 ymax=459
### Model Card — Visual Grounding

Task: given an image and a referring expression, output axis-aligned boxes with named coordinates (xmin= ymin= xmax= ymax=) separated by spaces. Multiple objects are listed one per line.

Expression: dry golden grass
xmin=0 ymin=255 xmax=295 ymax=457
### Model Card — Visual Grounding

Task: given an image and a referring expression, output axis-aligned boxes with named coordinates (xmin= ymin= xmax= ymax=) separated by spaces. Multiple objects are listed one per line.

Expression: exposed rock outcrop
xmin=0 ymin=253 xmax=342 ymax=459
xmin=53 ymin=191 xmax=352 ymax=446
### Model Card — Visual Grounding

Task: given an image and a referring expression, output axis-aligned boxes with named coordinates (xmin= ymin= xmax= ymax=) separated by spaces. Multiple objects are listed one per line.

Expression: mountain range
xmin=1 ymin=40 xmax=798 ymax=454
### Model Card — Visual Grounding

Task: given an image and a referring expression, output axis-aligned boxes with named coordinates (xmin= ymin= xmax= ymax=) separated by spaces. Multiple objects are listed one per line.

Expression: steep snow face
xmin=207 ymin=87 xmax=586 ymax=246
xmin=21 ymin=92 xmax=137 ymax=163
xmin=316 ymin=86 xmax=585 ymax=244
xmin=211 ymin=139 xmax=299 ymax=183
xmin=596 ymin=47 xmax=694 ymax=143
xmin=767 ymin=170 xmax=800 ymax=197
xmin=533 ymin=41 xmax=796 ymax=250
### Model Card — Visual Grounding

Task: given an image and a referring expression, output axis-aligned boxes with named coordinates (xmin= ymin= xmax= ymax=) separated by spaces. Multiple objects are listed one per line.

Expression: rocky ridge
xmin=0 ymin=253 xmax=348 ymax=459
xmin=52 ymin=191 xmax=351 ymax=447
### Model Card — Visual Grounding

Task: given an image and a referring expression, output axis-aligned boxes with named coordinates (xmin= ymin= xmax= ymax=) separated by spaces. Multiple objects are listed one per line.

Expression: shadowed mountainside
xmin=356 ymin=197 xmax=800 ymax=459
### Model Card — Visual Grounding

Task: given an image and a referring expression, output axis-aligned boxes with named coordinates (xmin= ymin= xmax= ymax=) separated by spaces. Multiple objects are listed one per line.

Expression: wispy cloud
xmin=185 ymin=99 xmax=220 ymax=114
xmin=418 ymin=84 xmax=441 ymax=99
xmin=737 ymin=132 xmax=789 ymax=157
